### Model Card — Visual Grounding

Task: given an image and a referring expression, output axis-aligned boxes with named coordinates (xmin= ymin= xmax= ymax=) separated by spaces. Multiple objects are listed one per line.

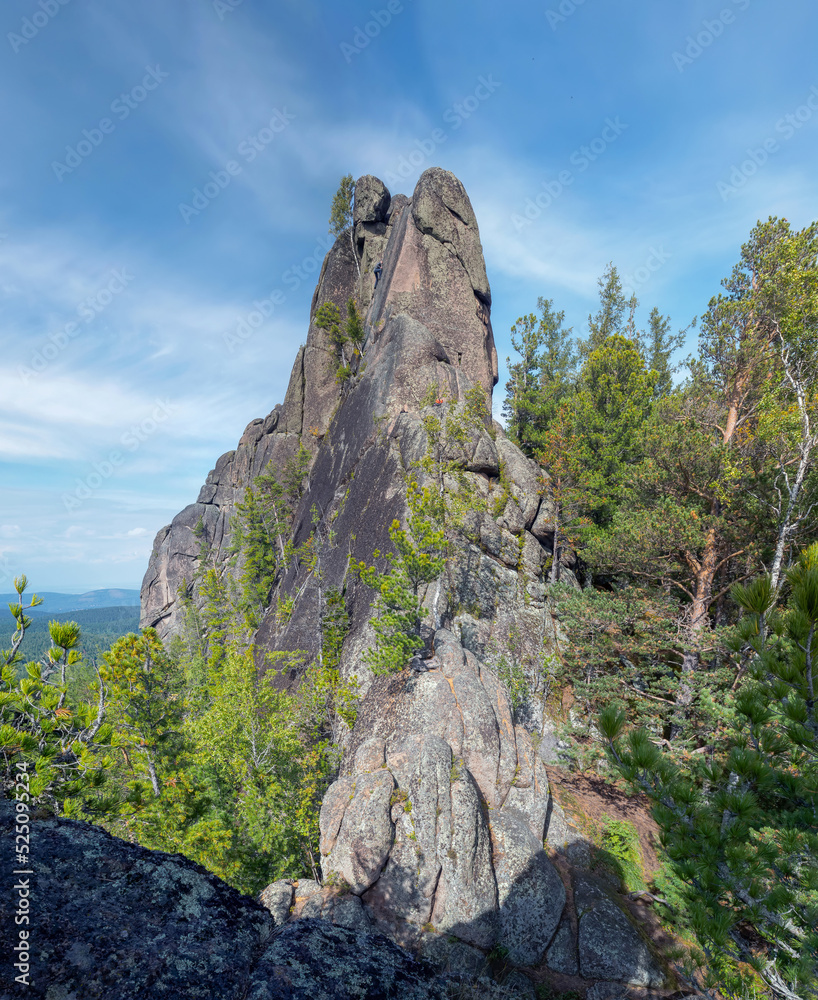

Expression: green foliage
xmin=540 ymin=334 xmax=656 ymax=537
xmin=231 ymin=443 xmax=310 ymax=628
xmin=497 ymin=653 xmax=529 ymax=718
xmin=580 ymin=262 xmax=637 ymax=358
xmin=328 ymin=173 xmax=354 ymax=237
xmin=357 ymin=510 xmax=447 ymax=675
xmin=0 ymin=606 xmax=140 ymax=667
xmin=594 ymin=815 xmax=644 ymax=892
xmin=503 ymin=297 xmax=575 ymax=457
xmin=602 ymin=546 xmax=818 ymax=997
xmin=314 ymin=297 xmax=365 ymax=384
xmin=100 ymin=629 xmax=185 ymax=798
xmin=1 ymin=576 xmax=118 ymax=814
xmin=638 ymin=306 xmax=686 ymax=398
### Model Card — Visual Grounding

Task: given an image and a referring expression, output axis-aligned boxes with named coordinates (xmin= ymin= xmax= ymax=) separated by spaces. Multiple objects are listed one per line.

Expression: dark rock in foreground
xmin=0 ymin=799 xmax=446 ymax=1000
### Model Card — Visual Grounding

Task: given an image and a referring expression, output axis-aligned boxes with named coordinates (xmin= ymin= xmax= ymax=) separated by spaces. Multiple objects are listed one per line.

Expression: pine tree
xmin=601 ymin=545 xmax=818 ymax=999
xmin=639 ymin=306 xmax=686 ymax=398
xmin=503 ymin=297 xmax=575 ymax=457
xmin=328 ymin=174 xmax=359 ymax=278
xmin=580 ymin=262 xmax=637 ymax=358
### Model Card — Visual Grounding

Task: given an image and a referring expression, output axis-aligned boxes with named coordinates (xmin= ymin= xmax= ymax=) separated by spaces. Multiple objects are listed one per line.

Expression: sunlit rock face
xmin=138 ymin=168 xmax=667 ymax=988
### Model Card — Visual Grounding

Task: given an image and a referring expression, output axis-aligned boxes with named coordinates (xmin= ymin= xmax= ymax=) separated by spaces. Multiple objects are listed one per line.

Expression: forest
xmin=2 ymin=215 xmax=816 ymax=1000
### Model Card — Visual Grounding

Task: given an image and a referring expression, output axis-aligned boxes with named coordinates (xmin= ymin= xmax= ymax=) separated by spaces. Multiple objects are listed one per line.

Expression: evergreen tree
xmin=580 ymin=262 xmax=637 ymax=358
xmin=601 ymin=546 xmax=818 ymax=999
xmin=639 ymin=306 xmax=687 ymax=398
xmin=1 ymin=576 xmax=116 ymax=814
xmin=503 ymin=311 xmax=545 ymax=457
xmin=503 ymin=297 xmax=575 ymax=457
xmin=541 ymin=333 xmax=655 ymax=532
xmin=328 ymin=174 xmax=359 ymax=277
xmin=314 ymin=297 xmax=365 ymax=385
xmin=100 ymin=630 xmax=185 ymax=799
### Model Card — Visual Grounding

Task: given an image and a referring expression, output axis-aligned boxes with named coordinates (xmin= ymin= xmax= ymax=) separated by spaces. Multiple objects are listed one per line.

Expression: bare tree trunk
xmin=769 ymin=335 xmax=817 ymax=592
xmin=146 ymin=756 xmax=161 ymax=798
xmin=672 ymin=526 xmax=720 ymax=739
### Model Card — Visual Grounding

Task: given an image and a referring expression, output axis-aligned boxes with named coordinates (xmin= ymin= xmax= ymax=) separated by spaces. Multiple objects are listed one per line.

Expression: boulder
xmin=492 ymin=810 xmax=565 ymax=966
xmin=258 ymin=879 xmax=294 ymax=925
xmin=0 ymin=799 xmax=446 ymax=1000
xmin=574 ymin=873 xmax=666 ymax=987
xmin=353 ymin=174 xmax=391 ymax=224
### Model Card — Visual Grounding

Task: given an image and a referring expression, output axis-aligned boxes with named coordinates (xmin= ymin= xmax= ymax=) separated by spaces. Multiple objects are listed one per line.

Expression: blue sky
xmin=1 ymin=0 xmax=817 ymax=592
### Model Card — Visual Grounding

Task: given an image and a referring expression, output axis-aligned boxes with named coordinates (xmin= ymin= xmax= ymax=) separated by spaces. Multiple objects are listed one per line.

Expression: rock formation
xmin=0 ymin=798 xmax=448 ymax=1000
xmin=141 ymin=167 xmax=571 ymax=729
xmin=138 ymin=169 xmax=672 ymax=991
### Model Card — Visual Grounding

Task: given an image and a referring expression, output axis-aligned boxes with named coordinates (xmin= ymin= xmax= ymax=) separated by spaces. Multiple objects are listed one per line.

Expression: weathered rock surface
xmin=320 ymin=631 xmax=561 ymax=960
xmin=574 ymin=873 xmax=666 ymax=987
xmin=0 ymin=798 xmax=448 ymax=999
xmin=138 ymin=167 xmax=672 ymax=990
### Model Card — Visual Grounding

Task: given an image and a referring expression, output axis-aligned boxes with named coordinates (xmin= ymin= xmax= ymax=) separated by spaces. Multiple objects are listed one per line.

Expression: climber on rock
xmin=373 ymin=260 xmax=383 ymax=289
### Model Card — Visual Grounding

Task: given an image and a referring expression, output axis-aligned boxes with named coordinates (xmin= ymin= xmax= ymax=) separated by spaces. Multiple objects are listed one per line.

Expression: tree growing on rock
xmin=328 ymin=173 xmax=360 ymax=278
xmin=314 ymin=298 xmax=365 ymax=385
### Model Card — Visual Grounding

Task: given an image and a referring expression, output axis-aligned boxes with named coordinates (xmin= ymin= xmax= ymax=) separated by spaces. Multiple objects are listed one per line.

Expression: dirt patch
xmin=545 ymin=765 xmax=664 ymax=881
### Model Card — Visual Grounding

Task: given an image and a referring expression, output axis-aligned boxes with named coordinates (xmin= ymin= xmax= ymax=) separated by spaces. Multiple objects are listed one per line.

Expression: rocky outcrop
xmin=0 ymin=798 xmax=449 ymax=1000
xmin=138 ymin=168 xmax=669 ymax=992
xmin=261 ymin=630 xmax=665 ymax=988
xmin=142 ymin=167 xmax=567 ymax=721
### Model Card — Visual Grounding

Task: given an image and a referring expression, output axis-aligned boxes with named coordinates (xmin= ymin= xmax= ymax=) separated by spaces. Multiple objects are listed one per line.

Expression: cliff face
xmin=139 ymin=169 xmax=670 ymax=991
xmin=141 ymin=167 xmax=566 ymax=720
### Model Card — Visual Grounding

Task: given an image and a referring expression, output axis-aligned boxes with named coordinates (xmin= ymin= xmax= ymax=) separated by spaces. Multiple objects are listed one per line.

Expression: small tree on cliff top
xmin=329 ymin=174 xmax=360 ymax=278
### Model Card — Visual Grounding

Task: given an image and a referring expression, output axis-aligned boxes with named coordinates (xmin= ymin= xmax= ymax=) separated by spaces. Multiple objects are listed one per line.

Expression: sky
xmin=1 ymin=0 xmax=817 ymax=593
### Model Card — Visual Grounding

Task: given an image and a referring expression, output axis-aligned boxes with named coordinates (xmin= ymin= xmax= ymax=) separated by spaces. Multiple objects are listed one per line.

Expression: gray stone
xmin=411 ymin=167 xmax=491 ymax=305
xmin=325 ymin=769 xmax=395 ymax=893
xmin=258 ymin=879 xmax=294 ymax=925
xmin=0 ymin=801 xmax=448 ymax=1000
xmin=319 ymin=774 xmax=355 ymax=856
xmin=501 ymin=970 xmax=538 ymax=998
xmin=249 ymin=919 xmax=448 ymax=999
xmin=574 ymin=873 xmax=666 ymax=987
xmin=327 ymin=892 xmax=373 ymax=932
xmin=353 ymin=173 xmax=391 ymax=224
xmin=420 ymin=935 xmax=488 ymax=978
xmin=354 ymin=735 xmax=386 ymax=772
xmin=545 ymin=915 xmax=578 ymax=975
xmin=492 ymin=810 xmax=565 ymax=966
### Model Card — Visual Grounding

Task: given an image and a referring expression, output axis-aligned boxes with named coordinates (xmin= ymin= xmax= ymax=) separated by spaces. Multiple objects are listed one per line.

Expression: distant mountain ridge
xmin=0 ymin=588 xmax=141 ymax=617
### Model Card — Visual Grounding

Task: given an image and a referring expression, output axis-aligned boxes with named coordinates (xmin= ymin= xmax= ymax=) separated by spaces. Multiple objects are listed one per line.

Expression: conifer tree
xmin=503 ymin=297 xmax=575 ymax=457
xmin=638 ymin=306 xmax=686 ymax=398
xmin=580 ymin=262 xmax=637 ymax=358
xmin=328 ymin=173 xmax=359 ymax=278
xmin=601 ymin=546 xmax=818 ymax=999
